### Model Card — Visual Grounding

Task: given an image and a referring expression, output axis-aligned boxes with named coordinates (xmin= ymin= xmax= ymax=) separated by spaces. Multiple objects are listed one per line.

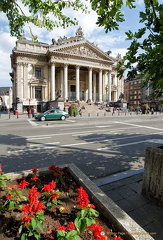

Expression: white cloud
xmin=0 ymin=0 xmax=140 ymax=87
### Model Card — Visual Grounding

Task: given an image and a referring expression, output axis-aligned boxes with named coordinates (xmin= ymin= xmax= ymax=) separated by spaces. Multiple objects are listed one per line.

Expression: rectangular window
xmin=35 ymin=68 xmax=41 ymax=78
xmin=35 ymin=87 xmax=42 ymax=99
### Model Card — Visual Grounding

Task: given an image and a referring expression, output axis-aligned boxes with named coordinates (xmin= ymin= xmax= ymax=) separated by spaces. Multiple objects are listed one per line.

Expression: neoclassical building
xmin=10 ymin=27 xmax=124 ymax=112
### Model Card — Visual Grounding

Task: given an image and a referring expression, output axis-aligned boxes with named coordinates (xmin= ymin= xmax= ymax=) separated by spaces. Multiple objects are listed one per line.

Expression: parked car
xmin=35 ymin=109 xmax=69 ymax=121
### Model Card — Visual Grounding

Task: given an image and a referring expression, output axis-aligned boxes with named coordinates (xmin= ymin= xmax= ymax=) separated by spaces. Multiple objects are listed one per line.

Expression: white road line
xmin=115 ymin=121 xmax=163 ymax=131
xmin=26 ymin=137 xmax=51 ymax=140
xmin=72 ymin=133 xmax=93 ymax=136
xmin=97 ymin=140 xmax=147 ymax=151
xmin=84 ymin=137 xmax=107 ymax=141
xmin=8 ymin=134 xmax=145 ymax=154
xmin=10 ymin=126 xmax=140 ymax=140
xmin=28 ymin=119 xmax=38 ymax=126
xmin=10 ymin=129 xmax=112 ymax=139
xmin=30 ymin=142 xmax=60 ymax=147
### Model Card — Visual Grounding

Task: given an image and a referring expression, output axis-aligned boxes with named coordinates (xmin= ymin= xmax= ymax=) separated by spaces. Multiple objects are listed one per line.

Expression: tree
xmin=89 ymin=0 xmax=163 ymax=96
xmin=0 ymin=0 xmax=163 ymax=95
xmin=0 ymin=0 xmax=88 ymax=40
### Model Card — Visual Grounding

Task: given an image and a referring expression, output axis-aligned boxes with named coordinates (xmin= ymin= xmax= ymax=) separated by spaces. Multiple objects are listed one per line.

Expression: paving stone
xmin=128 ymin=208 xmax=154 ymax=227
xmin=131 ymin=173 xmax=143 ymax=181
xmin=119 ymin=177 xmax=135 ymax=185
xmin=115 ymin=185 xmax=136 ymax=198
xmin=109 ymin=180 xmax=125 ymax=189
xmin=100 ymin=183 xmax=113 ymax=192
xmin=104 ymin=189 xmax=124 ymax=202
xmin=139 ymin=202 xmax=163 ymax=220
xmin=126 ymin=193 xmax=150 ymax=207
xmin=115 ymin=198 xmax=135 ymax=212
xmin=143 ymin=220 xmax=163 ymax=240
xmin=128 ymin=182 xmax=143 ymax=194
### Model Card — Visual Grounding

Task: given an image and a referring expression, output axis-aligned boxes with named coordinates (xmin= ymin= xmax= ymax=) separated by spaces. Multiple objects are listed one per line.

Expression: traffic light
xmin=16 ymin=97 xmax=20 ymax=104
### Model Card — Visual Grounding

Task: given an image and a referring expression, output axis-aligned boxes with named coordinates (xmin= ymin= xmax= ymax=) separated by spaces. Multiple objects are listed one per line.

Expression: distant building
xmin=0 ymin=87 xmax=13 ymax=111
xmin=124 ymin=78 xmax=160 ymax=110
xmin=10 ymin=27 xmax=124 ymax=113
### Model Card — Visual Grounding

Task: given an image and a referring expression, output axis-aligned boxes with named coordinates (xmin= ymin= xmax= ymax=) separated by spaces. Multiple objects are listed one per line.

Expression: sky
xmin=0 ymin=0 xmax=146 ymax=87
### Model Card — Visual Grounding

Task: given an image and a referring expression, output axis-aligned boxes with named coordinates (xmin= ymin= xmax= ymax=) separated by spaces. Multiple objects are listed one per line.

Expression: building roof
xmin=0 ymin=87 xmax=12 ymax=95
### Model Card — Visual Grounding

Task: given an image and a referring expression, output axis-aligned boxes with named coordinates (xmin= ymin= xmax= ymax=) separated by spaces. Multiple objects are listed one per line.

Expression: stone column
xmin=99 ymin=69 xmax=102 ymax=102
xmin=88 ymin=67 xmax=92 ymax=101
xmin=23 ymin=63 xmax=28 ymax=99
xmin=64 ymin=64 xmax=68 ymax=100
xmin=51 ymin=62 xmax=55 ymax=100
xmin=16 ymin=63 xmax=22 ymax=99
xmin=114 ymin=75 xmax=118 ymax=101
xmin=60 ymin=67 xmax=64 ymax=97
xmin=76 ymin=65 xmax=80 ymax=101
xmin=108 ymin=72 xmax=111 ymax=102
xmin=93 ymin=72 xmax=96 ymax=102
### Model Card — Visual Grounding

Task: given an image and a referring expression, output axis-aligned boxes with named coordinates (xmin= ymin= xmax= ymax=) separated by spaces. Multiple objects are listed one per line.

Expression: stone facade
xmin=10 ymin=28 xmax=124 ymax=113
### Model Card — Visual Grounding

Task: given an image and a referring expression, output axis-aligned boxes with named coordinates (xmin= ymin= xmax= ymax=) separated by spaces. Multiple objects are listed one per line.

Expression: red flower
xmin=55 ymin=167 xmax=60 ymax=171
xmin=31 ymin=176 xmax=39 ymax=181
xmin=87 ymin=223 xmax=107 ymax=240
xmin=66 ymin=222 xmax=75 ymax=230
xmin=49 ymin=181 xmax=56 ymax=189
xmin=22 ymin=186 xmax=46 ymax=216
xmin=50 ymin=193 xmax=60 ymax=200
xmin=112 ymin=236 xmax=124 ymax=240
xmin=57 ymin=225 xmax=66 ymax=231
xmin=5 ymin=194 xmax=12 ymax=200
xmin=22 ymin=204 xmax=30 ymax=213
xmin=76 ymin=186 xmax=90 ymax=209
xmin=31 ymin=168 xmax=38 ymax=173
xmin=90 ymin=204 xmax=96 ymax=209
xmin=0 ymin=161 xmax=2 ymax=173
xmin=18 ymin=180 xmax=30 ymax=189
xmin=22 ymin=215 xmax=32 ymax=226
xmin=53 ymin=173 xmax=59 ymax=177
xmin=42 ymin=181 xmax=56 ymax=192
xmin=48 ymin=164 xmax=56 ymax=171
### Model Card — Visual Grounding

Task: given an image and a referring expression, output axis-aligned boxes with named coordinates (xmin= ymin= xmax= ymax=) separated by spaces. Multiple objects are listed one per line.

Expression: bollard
xmin=88 ymin=113 xmax=90 ymax=117
xmin=9 ymin=112 xmax=10 ymax=119
xmin=97 ymin=113 xmax=99 ymax=117
xmin=16 ymin=110 xmax=19 ymax=119
xmin=104 ymin=113 xmax=106 ymax=117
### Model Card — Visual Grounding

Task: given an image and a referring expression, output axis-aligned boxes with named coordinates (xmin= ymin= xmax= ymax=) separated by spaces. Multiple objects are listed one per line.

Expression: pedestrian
xmin=27 ymin=107 xmax=30 ymax=118
xmin=31 ymin=107 xmax=35 ymax=117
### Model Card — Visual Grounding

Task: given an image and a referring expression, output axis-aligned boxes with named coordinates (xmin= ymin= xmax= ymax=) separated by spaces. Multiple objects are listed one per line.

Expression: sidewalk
xmin=93 ymin=171 xmax=163 ymax=240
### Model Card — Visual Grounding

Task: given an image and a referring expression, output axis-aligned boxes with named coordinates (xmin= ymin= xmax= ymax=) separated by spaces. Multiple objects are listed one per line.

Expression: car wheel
xmin=40 ymin=116 xmax=46 ymax=121
xmin=61 ymin=115 xmax=66 ymax=121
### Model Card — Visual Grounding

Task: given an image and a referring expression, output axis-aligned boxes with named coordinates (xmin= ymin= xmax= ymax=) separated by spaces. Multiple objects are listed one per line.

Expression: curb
xmin=5 ymin=163 xmax=154 ymax=240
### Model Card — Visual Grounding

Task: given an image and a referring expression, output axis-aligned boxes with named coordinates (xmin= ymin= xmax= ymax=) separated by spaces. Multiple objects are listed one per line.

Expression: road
xmin=1 ymin=113 xmax=163 ymax=180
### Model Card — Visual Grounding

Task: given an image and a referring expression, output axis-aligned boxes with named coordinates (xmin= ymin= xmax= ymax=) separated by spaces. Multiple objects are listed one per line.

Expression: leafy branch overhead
xmin=0 ymin=0 xmax=163 ymax=95
xmin=0 ymin=0 xmax=89 ymax=39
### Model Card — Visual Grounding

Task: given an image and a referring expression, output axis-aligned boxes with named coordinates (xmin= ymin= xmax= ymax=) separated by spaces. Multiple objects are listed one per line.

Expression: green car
xmin=35 ymin=109 xmax=69 ymax=121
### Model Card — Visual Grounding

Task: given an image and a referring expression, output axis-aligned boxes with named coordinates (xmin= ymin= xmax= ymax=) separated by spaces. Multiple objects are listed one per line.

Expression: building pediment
xmin=49 ymin=40 xmax=114 ymax=64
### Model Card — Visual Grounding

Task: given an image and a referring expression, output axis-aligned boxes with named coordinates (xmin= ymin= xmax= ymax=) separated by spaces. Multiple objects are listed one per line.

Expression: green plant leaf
xmin=21 ymin=233 xmax=27 ymax=240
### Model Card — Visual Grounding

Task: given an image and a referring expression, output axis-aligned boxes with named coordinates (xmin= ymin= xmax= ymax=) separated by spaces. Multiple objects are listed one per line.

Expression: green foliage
xmin=19 ymin=212 xmax=45 ymax=240
xmin=74 ymin=207 xmax=99 ymax=233
xmin=117 ymin=0 xmax=163 ymax=96
xmin=57 ymin=229 xmax=80 ymax=240
xmin=0 ymin=0 xmax=89 ymax=39
xmin=70 ymin=104 xmax=78 ymax=117
xmin=0 ymin=172 xmax=10 ymax=189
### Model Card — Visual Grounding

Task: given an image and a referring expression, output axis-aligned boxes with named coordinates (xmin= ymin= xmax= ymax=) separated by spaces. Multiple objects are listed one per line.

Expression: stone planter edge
xmin=4 ymin=163 xmax=154 ymax=240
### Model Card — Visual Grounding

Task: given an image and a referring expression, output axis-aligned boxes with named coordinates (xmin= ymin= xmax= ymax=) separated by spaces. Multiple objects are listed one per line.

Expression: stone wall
xmin=142 ymin=146 xmax=163 ymax=205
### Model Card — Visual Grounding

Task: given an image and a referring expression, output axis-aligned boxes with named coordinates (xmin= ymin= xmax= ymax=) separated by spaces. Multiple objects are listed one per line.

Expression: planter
xmin=1 ymin=163 xmax=154 ymax=240
xmin=142 ymin=146 xmax=163 ymax=205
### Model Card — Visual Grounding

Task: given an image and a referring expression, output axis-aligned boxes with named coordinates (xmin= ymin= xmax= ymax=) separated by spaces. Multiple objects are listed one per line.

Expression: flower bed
xmin=0 ymin=163 xmax=123 ymax=240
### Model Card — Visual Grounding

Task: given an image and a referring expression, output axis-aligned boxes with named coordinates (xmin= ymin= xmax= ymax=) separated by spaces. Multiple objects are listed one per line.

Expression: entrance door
xmin=70 ymin=85 xmax=76 ymax=101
